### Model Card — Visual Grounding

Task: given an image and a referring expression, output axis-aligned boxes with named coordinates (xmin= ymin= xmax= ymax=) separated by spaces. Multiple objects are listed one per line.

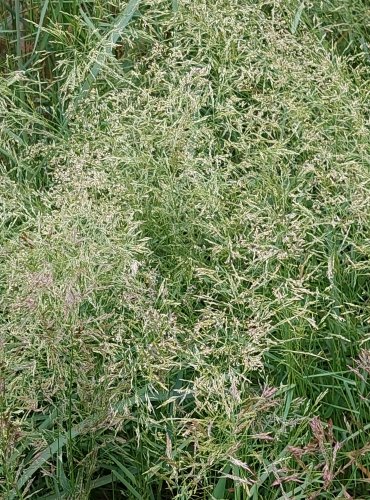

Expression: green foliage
xmin=1 ymin=1 xmax=370 ymax=498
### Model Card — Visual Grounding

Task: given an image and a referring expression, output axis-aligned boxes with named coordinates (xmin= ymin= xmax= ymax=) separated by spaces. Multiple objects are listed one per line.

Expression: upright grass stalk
xmin=67 ymin=325 xmax=75 ymax=494
xmin=14 ymin=0 xmax=23 ymax=70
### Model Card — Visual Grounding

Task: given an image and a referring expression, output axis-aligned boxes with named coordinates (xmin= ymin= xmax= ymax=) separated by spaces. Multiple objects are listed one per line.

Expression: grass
xmin=1 ymin=0 xmax=370 ymax=498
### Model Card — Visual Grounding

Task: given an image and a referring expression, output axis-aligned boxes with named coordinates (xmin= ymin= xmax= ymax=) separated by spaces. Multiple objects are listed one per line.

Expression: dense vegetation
xmin=1 ymin=1 xmax=370 ymax=498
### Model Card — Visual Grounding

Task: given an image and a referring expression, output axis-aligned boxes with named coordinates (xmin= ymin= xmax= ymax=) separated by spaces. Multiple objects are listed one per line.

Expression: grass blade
xmin=111 ymin=469 xmax=142 ymax=499
xmin=10 ymin=390 xmax=189 ymax=498
xmin=14 ymin=0 xmax=23 ymax=68
xmin=90 ymin=473 xmax=114 ymax=490
xmin=212 ymin=465 xmax=231 ymax=499
xmin=77 ymin=0 xmax=141 ymax=101
xmin=291 ymin=2 xmax=305 ymax=34
xmin=32 ymin=0 xmax=49 ymax=55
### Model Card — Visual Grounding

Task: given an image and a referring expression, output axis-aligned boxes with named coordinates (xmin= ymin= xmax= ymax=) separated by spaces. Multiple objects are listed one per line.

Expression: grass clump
xmin=1 ymin=0 xmax=370 ymax=498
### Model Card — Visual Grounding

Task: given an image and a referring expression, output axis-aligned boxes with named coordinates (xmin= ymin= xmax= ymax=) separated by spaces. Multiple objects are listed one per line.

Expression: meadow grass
xmin=1 ymin=1 xmax=370 ymax=498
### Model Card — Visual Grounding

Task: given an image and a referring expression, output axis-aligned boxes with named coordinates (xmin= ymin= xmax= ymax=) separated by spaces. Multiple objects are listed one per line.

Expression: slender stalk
xmin=14 ymin=0 xmax=23 ymax=69
xmin=67 ymin=327 xmax=75 ymax=491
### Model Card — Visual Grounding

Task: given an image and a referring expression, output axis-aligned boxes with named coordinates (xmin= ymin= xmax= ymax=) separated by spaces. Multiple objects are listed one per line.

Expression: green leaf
xmin=14 ymin=0 xmax=23 ymax=68
xmin=291 ymin=2 xmax=305 ymax=34
xmin=32 ymin=0 xmax=49 ymax=55
xmin=111 ymin=469 xmax=142 ymax=499
xmin=90 ymin=473 xmax=114 ymax=490
xmin=212 ymin=465 xmax=230 ymax=499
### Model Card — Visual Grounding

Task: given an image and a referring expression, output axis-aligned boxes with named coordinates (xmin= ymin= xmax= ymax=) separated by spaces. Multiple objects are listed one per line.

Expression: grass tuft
xmin=1 ymin=1 xmax=370 ymax=498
